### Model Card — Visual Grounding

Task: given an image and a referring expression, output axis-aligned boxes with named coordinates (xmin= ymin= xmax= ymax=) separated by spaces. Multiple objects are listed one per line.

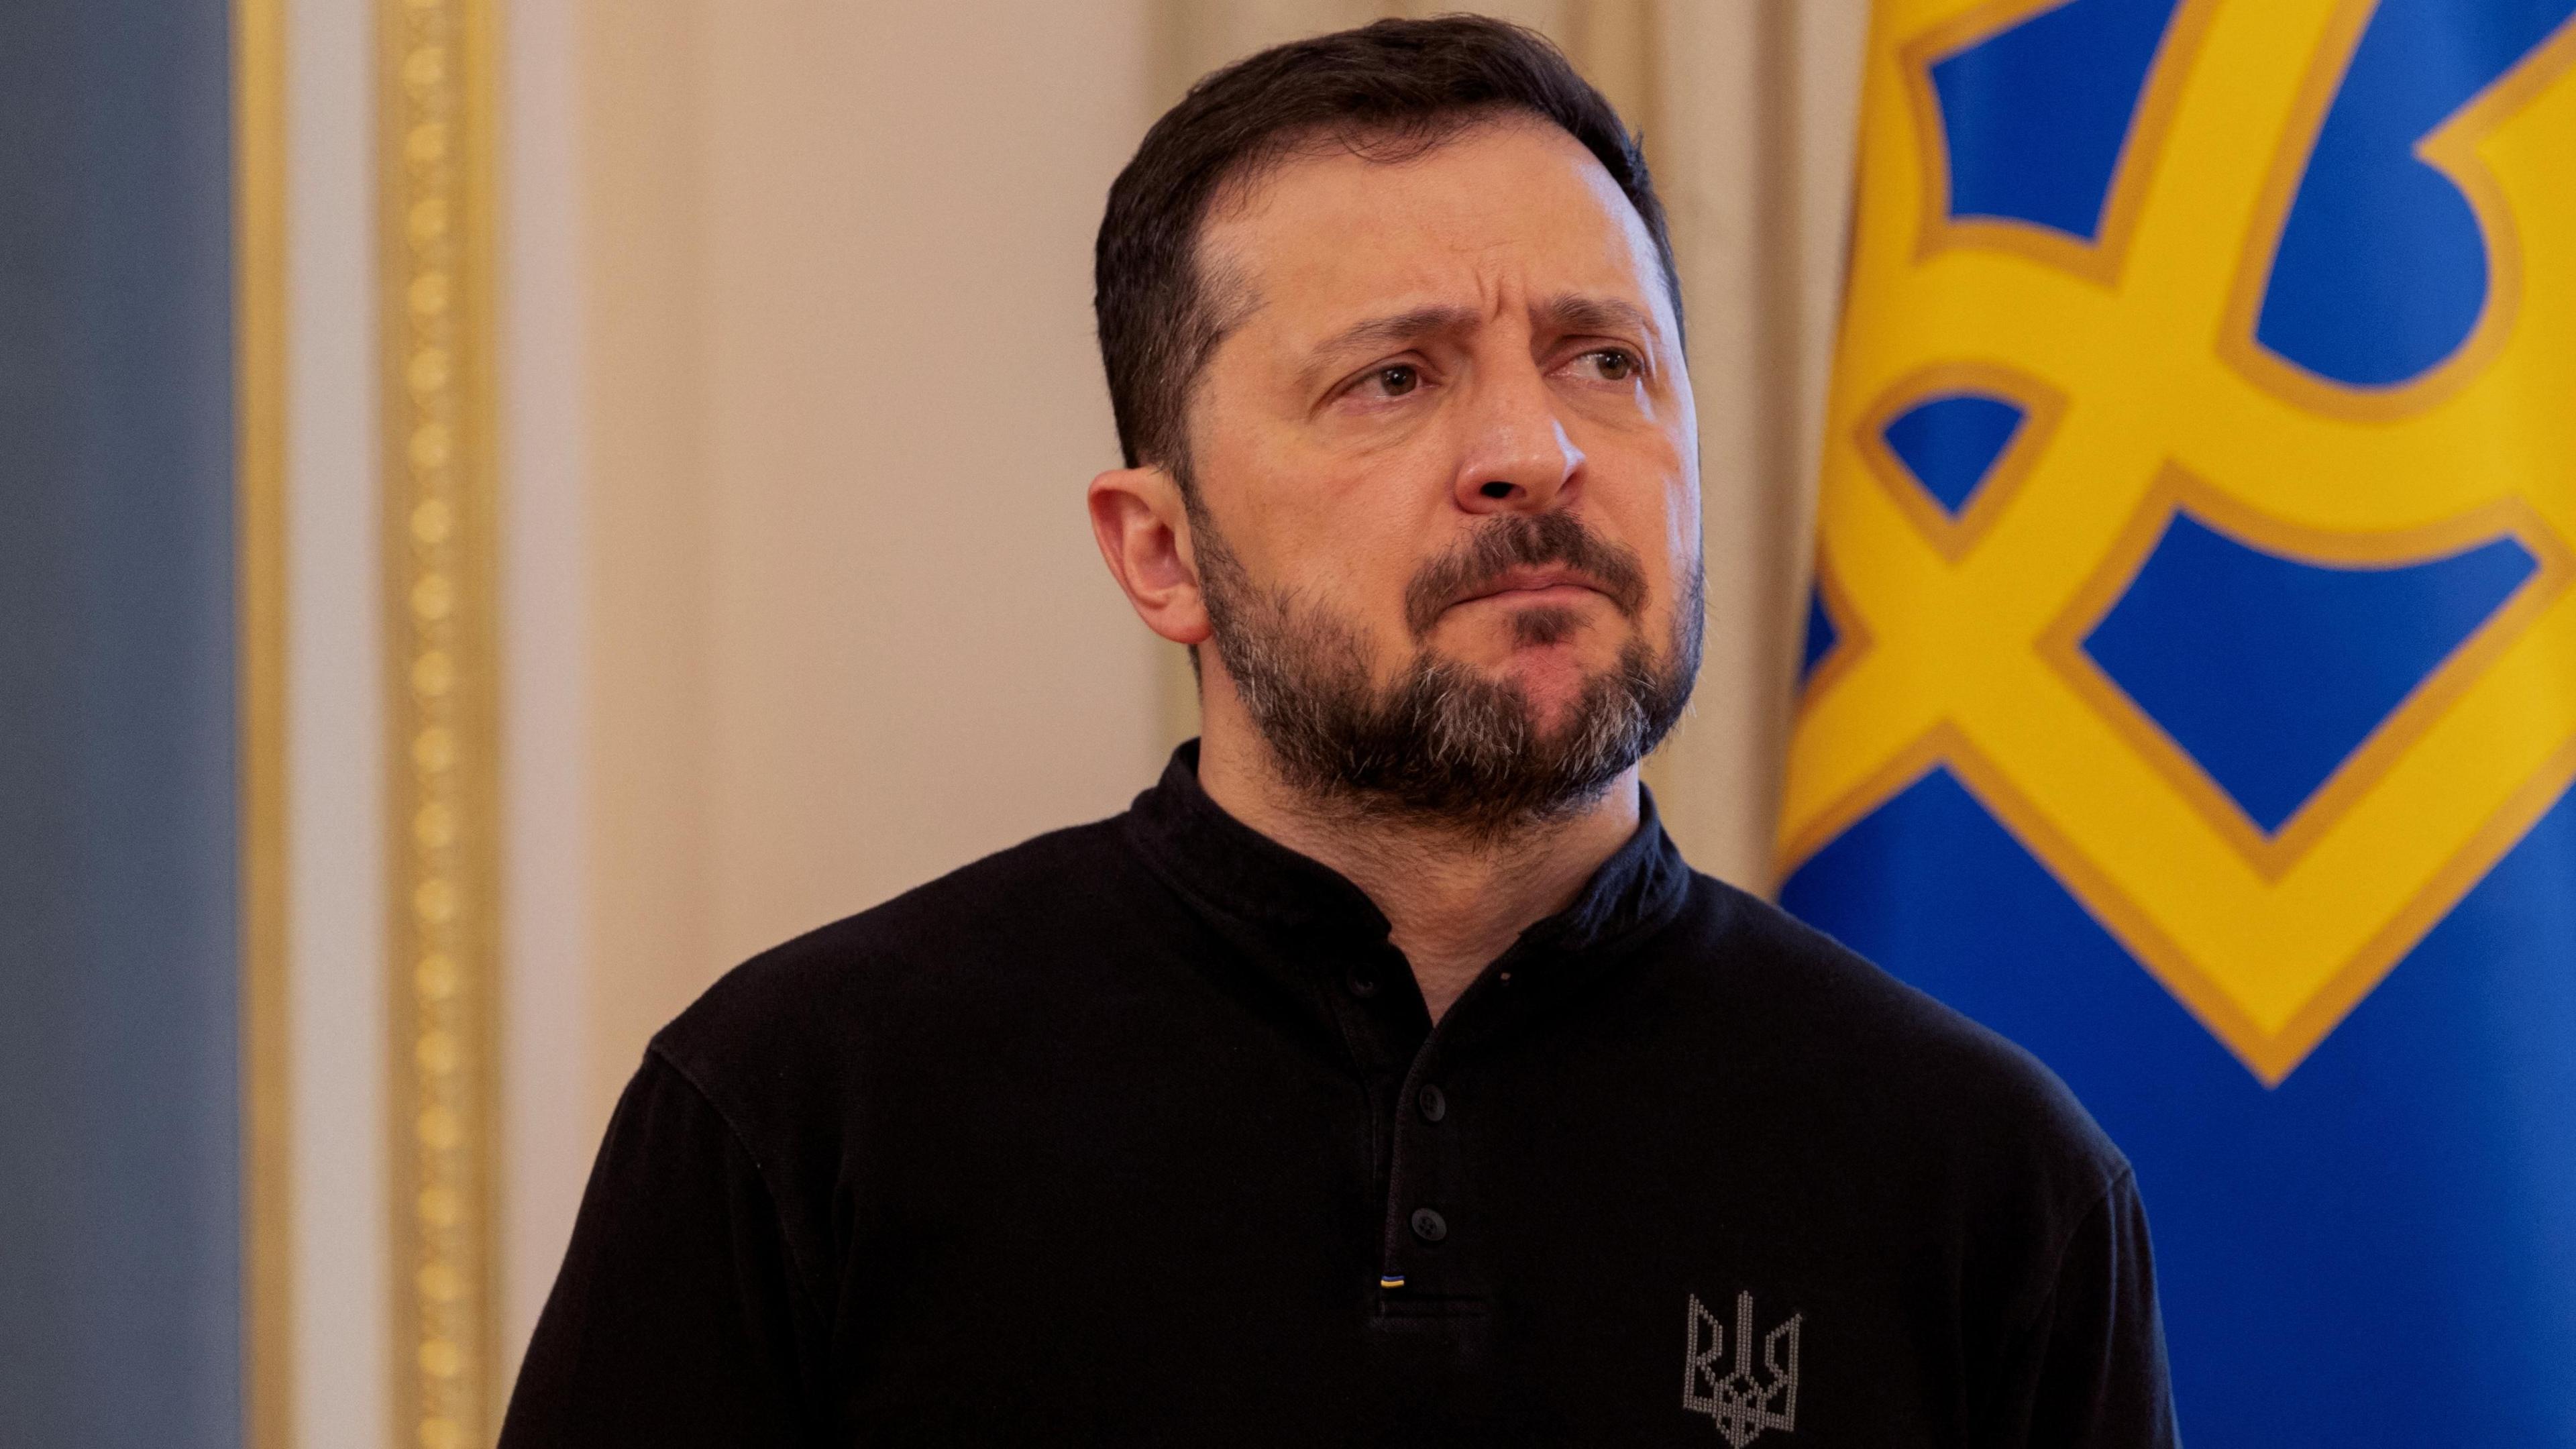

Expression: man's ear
xmin=1087 ymin=464 xmax=1213 ymax=647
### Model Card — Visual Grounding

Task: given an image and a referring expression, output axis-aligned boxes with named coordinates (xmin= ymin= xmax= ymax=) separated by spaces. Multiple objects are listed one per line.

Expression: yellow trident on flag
xmin=1781 ymin=0 xmax=2576 ymax=1083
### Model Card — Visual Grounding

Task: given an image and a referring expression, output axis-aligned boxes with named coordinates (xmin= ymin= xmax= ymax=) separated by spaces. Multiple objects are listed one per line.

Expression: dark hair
xmin=1093 ymin=15 xmax=1680 ymax=476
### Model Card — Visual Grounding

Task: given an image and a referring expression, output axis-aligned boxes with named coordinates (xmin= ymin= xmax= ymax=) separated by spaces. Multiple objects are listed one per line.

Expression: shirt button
xmin=1409 ymin=1208 xmax=1448 ymax=1243
xmin=1344 ymin=969 xmax=1380 ymax=999
xmin=1417 ymin=1084 xmax=1447 ymax=1122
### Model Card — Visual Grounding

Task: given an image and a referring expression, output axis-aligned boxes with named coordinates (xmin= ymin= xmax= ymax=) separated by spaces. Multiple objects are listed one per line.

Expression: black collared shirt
xmin=502 ymin=745 xmax=2177 ymax=1446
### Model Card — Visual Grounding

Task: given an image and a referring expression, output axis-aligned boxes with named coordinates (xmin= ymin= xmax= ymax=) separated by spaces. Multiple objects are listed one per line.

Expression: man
xmin=503 ymin=17 xmax=2177 ymax=1446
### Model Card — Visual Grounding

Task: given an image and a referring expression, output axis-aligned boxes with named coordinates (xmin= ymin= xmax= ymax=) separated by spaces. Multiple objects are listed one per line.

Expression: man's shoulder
xmin=1678 ymin=873 xmax=2127 ymax=1187
xmin=649 ymin=813 xmax=1149 ymax=1095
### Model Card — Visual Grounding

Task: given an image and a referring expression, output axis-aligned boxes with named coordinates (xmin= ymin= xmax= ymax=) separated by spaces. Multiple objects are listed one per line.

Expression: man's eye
xmin=1578 ymin=348 xmax=1640 ymax=382
xmin=1368 ymin=364 xmax=1421 ymax=397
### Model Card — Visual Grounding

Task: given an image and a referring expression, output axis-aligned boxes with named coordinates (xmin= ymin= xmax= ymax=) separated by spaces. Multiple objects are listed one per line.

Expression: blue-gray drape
xmin=1 ymin=2 xmax=243 ymax=1444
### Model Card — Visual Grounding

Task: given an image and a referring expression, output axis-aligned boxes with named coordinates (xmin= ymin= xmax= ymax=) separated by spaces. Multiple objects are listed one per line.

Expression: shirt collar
xmin=1121 ymin=740 xmax=1693 ymax=967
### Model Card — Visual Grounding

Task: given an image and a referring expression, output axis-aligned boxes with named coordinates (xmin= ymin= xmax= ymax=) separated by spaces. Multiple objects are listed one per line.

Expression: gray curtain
xmin=0 ymin=3 xmax=244 ymax=1444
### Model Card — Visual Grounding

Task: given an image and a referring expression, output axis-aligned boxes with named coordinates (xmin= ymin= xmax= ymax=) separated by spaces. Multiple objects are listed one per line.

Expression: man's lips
xmin=1450 ymin=567 xmax=1610 ymax=610
xmin=1400 ymin=518 xmax=1652 ymax=637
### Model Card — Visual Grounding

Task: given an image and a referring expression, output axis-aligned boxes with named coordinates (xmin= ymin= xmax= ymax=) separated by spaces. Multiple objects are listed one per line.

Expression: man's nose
xmin=1450 ymin=361 xmax=1582 ymax=514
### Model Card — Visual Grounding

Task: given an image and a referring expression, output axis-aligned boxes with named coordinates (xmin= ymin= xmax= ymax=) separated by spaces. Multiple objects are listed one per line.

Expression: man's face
xmin=1181 ymin=116 xmax=1703 ymax=830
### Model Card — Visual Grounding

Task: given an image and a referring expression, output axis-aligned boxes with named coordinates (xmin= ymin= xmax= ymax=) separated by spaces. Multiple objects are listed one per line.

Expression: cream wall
xmin=572 ymin=0 xmax=1165 ymax=1132
xmin=282 ymin=0 xmax=385 ymax=1439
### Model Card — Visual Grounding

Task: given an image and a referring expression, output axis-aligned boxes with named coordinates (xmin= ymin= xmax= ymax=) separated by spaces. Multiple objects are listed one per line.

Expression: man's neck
xmin=1193 ymin=719 xmax=1642 ymax=1023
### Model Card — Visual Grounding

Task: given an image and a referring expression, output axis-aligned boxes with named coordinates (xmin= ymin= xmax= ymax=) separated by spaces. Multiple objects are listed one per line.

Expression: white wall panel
xmin=500 ymin=0 xmax=592 ymax=1385
xmin=284 ymin=0 xmax=386 ymax=1440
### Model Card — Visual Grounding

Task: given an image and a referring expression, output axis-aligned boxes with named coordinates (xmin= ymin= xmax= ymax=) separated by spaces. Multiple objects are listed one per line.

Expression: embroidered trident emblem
xmin=1682 ymin=1291 xmax=1802 ymax=1446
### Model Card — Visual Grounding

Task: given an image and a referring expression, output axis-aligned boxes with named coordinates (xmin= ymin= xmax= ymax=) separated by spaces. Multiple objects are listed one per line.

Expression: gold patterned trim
xmin=382 ymin=1 xmax=502 ymax=1445
xmin=235 ymin=0 xmax=292 ymax=1444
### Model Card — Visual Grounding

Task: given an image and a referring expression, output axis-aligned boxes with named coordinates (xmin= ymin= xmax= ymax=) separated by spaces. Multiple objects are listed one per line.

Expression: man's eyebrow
xmin=1542 ymin=294 xmax=1657 ymax=341
xmin=1298 ymin=305 xmax=1481 ymax=388
xmin=1294 ymin=296 xmax=1660 ymax=391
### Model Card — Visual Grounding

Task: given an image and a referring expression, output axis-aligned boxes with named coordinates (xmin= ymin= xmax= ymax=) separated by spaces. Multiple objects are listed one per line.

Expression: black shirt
xmin=502 ymin=744 xmax=2176 ymax=1446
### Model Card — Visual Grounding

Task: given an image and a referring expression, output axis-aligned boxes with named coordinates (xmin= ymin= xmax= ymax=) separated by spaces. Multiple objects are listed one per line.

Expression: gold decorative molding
xmin=381 ymin=0 xmax=503 ymax=1445
xmin=235 ymin=0 xmax=292 ymax=1444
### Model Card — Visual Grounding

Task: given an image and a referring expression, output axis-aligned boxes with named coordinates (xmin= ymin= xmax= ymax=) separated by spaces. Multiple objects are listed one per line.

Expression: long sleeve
xmin=1983 ymin=1168 xmax=2181 ymax=1447
xmin=499 ymin=1051 xmax=825 ymax=1448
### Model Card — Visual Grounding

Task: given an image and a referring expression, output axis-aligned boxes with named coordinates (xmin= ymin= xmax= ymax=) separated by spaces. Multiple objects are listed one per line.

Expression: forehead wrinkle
xmin=1216 ymin=131 xmax=1679 ymax=394
xmin=1542 ymin=292 xmax=1658 ymax=344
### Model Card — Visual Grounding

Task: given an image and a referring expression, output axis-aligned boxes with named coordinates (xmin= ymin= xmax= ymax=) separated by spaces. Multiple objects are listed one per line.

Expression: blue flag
xmin=1780 ymin=0 xmax=2576 ymax=1439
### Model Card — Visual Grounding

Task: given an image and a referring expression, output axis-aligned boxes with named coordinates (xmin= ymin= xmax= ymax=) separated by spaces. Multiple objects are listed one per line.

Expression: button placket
xmin=1358 ymin=932 xmax=1567 ymax=1308
xmin=1378 ymin=1030 xmax=1480 ymax=1304
xmin=1373 ymin=934 xmax=1550 ymax=1307
xmin=1404 ymin=1071 xmax=1452 ymax=1256
xmin=1316 ymin=940 xmax=1443 ymax=1303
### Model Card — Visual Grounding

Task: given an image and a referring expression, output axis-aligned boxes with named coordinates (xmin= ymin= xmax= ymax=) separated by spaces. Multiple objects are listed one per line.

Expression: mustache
xmin=1401 ymin=511 xmax=1651 ymax=639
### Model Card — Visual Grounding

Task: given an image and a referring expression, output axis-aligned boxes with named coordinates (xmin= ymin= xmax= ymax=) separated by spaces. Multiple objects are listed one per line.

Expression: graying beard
xmin=1202 ymin=541 xmax=1701 ymax=841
